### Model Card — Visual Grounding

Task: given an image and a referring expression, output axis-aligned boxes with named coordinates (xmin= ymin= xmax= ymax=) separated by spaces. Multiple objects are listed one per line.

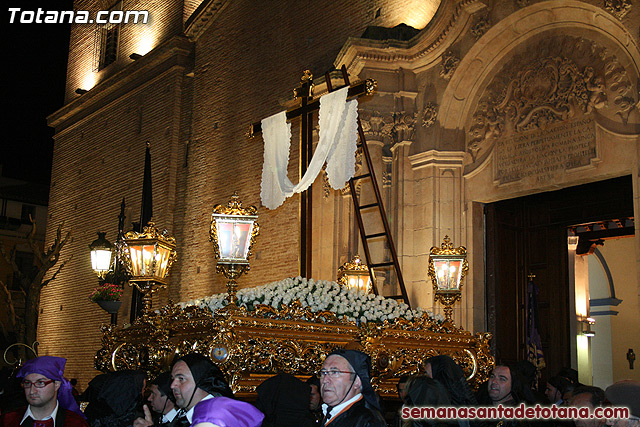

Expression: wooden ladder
xmin=326 ymin=66 xmax=410 ymax=308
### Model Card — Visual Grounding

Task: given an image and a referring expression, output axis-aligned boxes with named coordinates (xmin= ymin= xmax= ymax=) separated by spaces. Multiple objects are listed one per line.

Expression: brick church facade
xmin=43 ymin=0 xmax=639 ymax=387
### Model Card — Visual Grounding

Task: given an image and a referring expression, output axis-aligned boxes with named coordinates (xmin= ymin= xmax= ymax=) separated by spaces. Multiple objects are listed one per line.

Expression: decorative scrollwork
xmin=470 ymin=13 xmax=491 ymax=40
xmin=467 ymin=36 xmax=636 ymax=160
xmin=440 ymin=51 xmax=460 ymax=80
xmin=421 ymin=102 xmax=438 ymax=128
xmin=95 ymin=297 xmax=494 ymax=397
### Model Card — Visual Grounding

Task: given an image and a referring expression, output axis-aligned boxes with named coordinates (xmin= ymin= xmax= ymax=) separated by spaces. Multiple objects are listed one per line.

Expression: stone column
xmin=409 ymin=150 xmax=466 ymax=324
xmin=389 ymin=141 xmax=413 ymax=300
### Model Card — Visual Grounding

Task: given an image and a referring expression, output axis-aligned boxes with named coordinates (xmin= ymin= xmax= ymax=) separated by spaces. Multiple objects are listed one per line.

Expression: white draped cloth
xmin=260 ymin=86 xmax=358 ymax=210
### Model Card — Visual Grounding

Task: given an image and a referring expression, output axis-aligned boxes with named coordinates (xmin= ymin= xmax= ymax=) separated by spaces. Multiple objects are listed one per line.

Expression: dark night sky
xmin=3 ymin=1 xmax=74 ymax=185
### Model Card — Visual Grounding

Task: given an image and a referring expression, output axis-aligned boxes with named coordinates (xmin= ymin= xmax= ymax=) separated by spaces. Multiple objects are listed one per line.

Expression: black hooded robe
xmin=322 ymin=397 xmax=386 ymax=427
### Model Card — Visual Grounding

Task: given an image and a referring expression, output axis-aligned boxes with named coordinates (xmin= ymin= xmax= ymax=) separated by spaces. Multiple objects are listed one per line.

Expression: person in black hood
xmin=81 ymin=369 xmax=146 ymax=427
xmin=255 ymin=372 xmax=317 ymax=426
xmin=168 ymin=353 xmax=233 ymax=427
xmin=403 ymin=375 xmax=456 ymax=427
xmin=424 ymin=355 xmax=478 ymax=407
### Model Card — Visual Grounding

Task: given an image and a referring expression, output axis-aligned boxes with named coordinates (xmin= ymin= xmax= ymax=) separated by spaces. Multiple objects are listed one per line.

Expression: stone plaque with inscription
xmin=494 ymin=117 xmax=597 ymax=185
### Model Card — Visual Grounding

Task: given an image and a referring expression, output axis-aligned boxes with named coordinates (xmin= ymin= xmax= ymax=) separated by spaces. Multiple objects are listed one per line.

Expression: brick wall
xmin=42 ymin=0 xmax=433 ymax=386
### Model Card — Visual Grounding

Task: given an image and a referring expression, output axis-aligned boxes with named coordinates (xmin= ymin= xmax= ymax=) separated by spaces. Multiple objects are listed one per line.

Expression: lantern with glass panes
xmin=427 ymin=236 xmax=468 ymax=322
xmin=89 ymin=232 xmax=113 ymax=279
xmin=209 ymin=192 xmax=259 ymax=306
xmin=122 ymin=221 xmax=177 ymax=314
xmin=337 ymin=255 xmax=373 ymax=294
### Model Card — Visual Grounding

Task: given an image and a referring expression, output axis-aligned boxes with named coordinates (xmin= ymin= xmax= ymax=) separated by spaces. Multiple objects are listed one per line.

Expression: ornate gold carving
xmin=440 ymin=51 xmax=460 ymax=80
xmin=604 ymin=0 xmax=632 ymax=19
xmin=123 ymin=221 xmax=176 ymax=244
xmin=211 ymin=192 xmax=259 ymax=217
xmin=365 ymin=78 xmax=378 ymax=96
xmin=95 ymin=299 xmax=494 ymax=398
xmin=293 ymin=70 xmax=314 ymax=100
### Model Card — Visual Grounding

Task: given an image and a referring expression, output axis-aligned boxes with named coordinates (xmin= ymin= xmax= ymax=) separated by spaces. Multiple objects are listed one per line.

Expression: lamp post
xmin=209 ymin=192 xmax=259 ymax=306
xmin=89 ymin=232 xmax=113 ymax=279
xmin=88 ymin=199 xmax=129 ymax=324
xmin=337 ymin=255 xmax=373 ymax=293
xmin=122 ymin=220 xmax=177 ymax=314
xmin=427 ymin=236 xmax=468 ymax=322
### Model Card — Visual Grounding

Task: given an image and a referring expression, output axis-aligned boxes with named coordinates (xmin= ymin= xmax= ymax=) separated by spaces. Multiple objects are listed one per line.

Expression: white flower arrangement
xmin=180 ymin=276 xmax=445 ymax=324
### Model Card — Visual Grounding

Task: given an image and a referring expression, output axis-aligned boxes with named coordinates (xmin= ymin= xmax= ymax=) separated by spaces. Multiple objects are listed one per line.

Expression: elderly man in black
xmin=319 ymin=349 xmax=386 ymax=427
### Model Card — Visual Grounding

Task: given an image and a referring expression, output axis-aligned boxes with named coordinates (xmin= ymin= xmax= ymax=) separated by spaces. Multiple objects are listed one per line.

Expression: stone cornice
xmin=410 ymin=150 xmax=465 ymax=170
xmin=184 ymin=0 xmax=230 ymax=41
xmin=335 ymin=0 xmax=487 ymax=75
xmin=48 ymin=35 xmax=194 ymax=134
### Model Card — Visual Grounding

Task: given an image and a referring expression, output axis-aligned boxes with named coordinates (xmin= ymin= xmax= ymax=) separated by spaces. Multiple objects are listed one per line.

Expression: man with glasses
xmin=0 ymin=356 xmax=88 ymax=426
xmin=318 ymin=349 xmax=385 ymax=426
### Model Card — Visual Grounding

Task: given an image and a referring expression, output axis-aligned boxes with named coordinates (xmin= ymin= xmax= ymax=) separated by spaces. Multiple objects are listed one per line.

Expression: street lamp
xmin=89 ymin=232 xmax=113 ymax=278
xmin=337 ymin=255 xmax=373 ymax=293
xmin=209 ymin=192 xmax=259 ymax=305
xmin=123 ymin=220 xmax=177 ymax=314
xmin=427 ymin=236 xmax=468 ymax=322
xmin=88 ymin=199 xmax=129 ymax=324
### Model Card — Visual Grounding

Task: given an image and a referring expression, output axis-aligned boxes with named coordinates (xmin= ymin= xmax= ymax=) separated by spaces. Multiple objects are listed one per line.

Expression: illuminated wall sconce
xmin=580 ymin=317 xmax=596 ymax=337
xmin=337 ymin=255 xmax=373 ymax=293
xmin=75 ymin=88 xmax=88 ymax=95
xmin=209 ymin=192 xmax=260 ymax=306
xmin=428 ymin=236 xmax=469 ymax=322
xmin=129 ymin=53 xmax=143 ymax=60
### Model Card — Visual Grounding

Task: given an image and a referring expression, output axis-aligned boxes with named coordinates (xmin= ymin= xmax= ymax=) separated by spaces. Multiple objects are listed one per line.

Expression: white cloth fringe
xmin=260 ymin=86 xmax=358 ymax=210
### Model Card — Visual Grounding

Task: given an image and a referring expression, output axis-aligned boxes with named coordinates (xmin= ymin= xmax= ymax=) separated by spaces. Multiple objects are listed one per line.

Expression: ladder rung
xmin=358 ymin=202 xmax=379 ymax=210
xmin=370 ymin=261 xmax=395 ymax=268
xmin=365 ymin=232 xmax=387 ymax=239
xmin=387 ymin=295 xmax=405 ymax=300
xmin=352 ymin=173 xmax=371 ymax=180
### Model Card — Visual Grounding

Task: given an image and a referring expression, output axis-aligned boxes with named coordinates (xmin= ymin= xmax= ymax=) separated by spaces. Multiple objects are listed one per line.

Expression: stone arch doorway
xmin=484 ymin=175 xmax=634 ymax=386
xmin=452 ymin=1 xmax=640 ymax=381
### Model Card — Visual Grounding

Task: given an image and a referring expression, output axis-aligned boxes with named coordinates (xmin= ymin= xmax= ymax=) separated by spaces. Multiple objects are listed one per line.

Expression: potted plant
xmin=89 ymin=282 xmax=124 ymax=314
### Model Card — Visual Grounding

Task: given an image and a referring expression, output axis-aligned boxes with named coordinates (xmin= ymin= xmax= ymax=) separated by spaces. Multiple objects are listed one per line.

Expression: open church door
xmin=484 ymin=175 xmax=633 ymax=388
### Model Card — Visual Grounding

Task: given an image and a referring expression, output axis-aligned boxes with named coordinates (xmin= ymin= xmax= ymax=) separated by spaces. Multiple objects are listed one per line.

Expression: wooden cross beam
xmin=250 ymin=70 xmax=376 ymax=278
